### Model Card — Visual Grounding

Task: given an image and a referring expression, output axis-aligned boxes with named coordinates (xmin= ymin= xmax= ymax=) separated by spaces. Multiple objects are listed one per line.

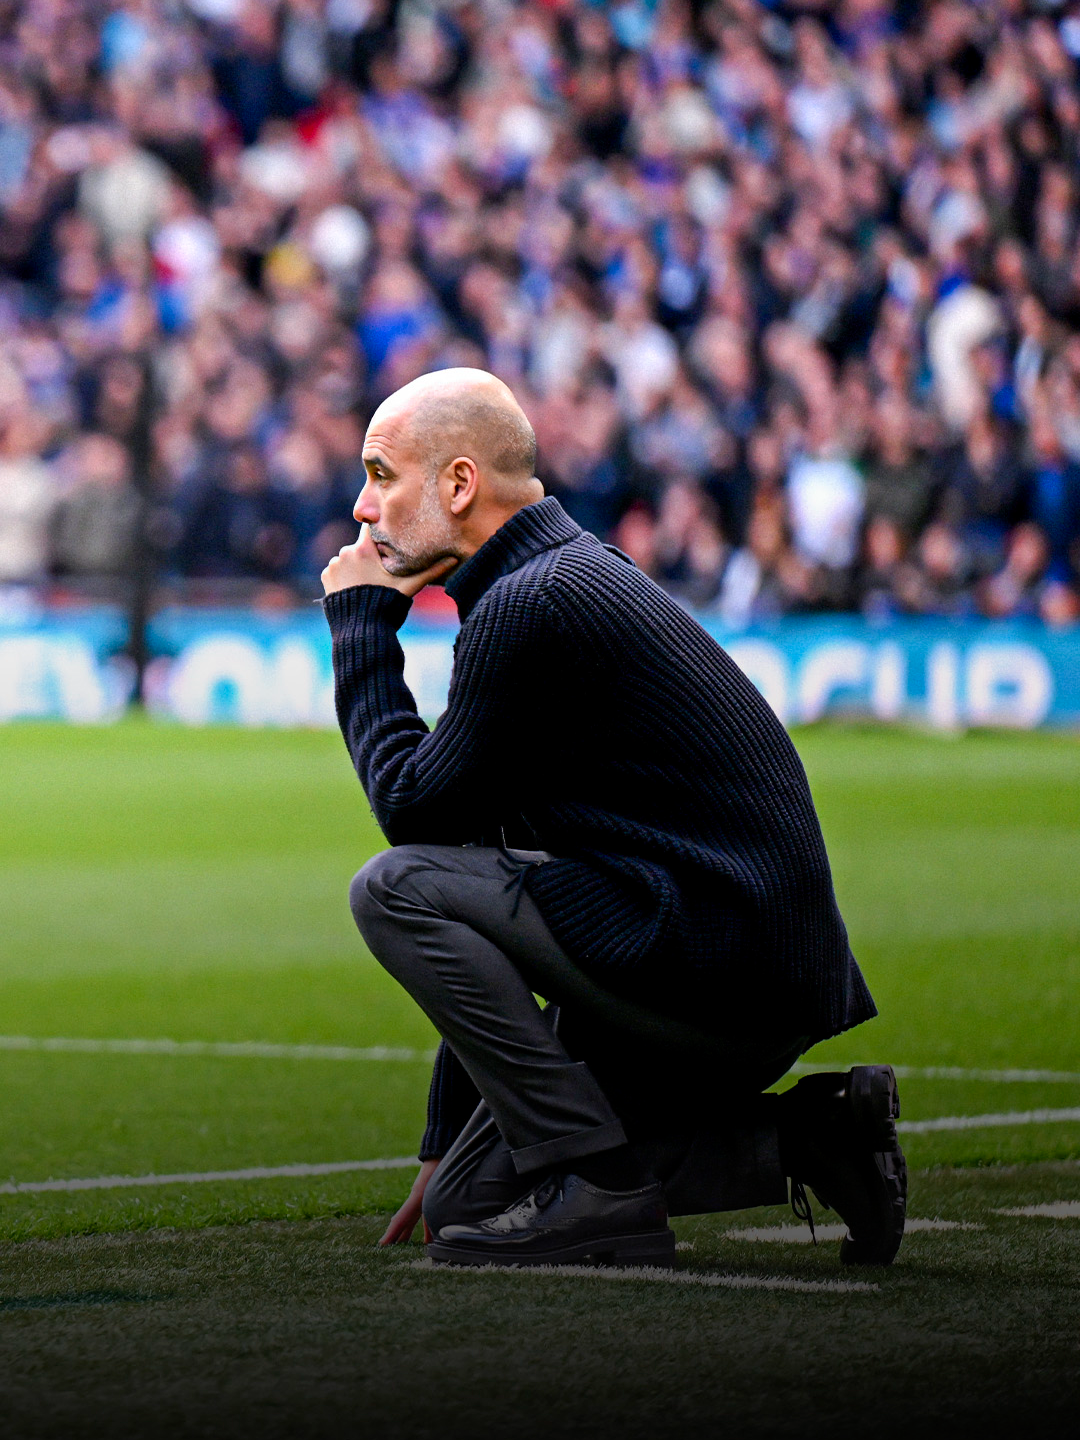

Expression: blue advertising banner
xmin=144 ymin=607 xmax=454 ymax=727
xmin=1 ymin=603 xmax=1078 ymax=730
xmin=0 ymin=598 xmax=131 ymax=723
xmin=702 ymin=616 xmax=1079 ymax=731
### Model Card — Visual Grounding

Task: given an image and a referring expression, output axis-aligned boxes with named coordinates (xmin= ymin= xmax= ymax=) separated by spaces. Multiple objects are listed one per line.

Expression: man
xmin=321 ymin=368 xmax=906 ymax=1269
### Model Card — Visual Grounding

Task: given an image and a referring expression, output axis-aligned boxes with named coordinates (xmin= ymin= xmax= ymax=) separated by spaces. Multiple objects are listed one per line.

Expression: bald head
xmin=356 ymin=369 xmax=544 ymax=577
xmin=371 ymin=369 xmax=537 ymax=501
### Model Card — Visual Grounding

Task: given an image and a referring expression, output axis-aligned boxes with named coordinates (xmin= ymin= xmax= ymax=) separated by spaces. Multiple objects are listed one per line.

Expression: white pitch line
xmin=994 ymin=1201 xmax=1080 ymax=1219
xmin=0 ymin=1036 xmax=437 ymax=1062
xmin=792 ymin=1062 xmax=1080 ymax=1085
xmin=894 ymin=1065 xmax=1080 ymax=1085
xmin=411 ymin=1259 xmax=877 ymax=1296
xmin=0 ymin=1040 xmax=1076 ymax=1084
xmin=898 ymin=1107 xmax=1080 ymax=1134
xmin=724 ymin=1218 xmax=980 ymax=1244
xmin=0 ymin=1157 xmax=418 ymax=1195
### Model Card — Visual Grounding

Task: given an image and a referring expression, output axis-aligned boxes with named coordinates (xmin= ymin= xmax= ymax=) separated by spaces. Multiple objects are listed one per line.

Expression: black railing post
xmin=125 ymin=353 xmax=157 ymax=709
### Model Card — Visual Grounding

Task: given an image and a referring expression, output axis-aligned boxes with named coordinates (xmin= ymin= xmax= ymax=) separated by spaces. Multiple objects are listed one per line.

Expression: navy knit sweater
xmin=324 ymin=497 xmax=875 ymax=1157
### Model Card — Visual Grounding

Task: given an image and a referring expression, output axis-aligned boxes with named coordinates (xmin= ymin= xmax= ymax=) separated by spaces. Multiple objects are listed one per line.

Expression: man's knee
xmin=348 ymin=846 xmax=429 ymax=935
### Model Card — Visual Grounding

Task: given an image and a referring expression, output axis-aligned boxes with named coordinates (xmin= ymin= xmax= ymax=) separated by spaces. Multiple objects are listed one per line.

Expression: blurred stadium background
xmin=1 ymin=0 xmax=1080 ymax=727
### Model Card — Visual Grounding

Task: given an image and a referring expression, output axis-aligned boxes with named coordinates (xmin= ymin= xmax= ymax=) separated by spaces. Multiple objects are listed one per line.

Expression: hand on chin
xmin=322 ymin=526 xmax=458 ymax=598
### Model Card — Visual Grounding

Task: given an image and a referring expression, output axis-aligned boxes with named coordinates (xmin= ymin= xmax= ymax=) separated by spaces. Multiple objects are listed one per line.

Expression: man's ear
xmin=446 ymin=456 xmax=479 ymax=515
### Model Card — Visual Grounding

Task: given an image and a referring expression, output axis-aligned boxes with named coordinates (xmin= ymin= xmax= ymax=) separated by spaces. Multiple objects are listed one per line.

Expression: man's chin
xmin=372 ymin=545 xmax=411 ymax=577
xmin=379 ymin=553 xmax=429 ymax=579
xmin=381 ymin=551 xmax=455 ymax=580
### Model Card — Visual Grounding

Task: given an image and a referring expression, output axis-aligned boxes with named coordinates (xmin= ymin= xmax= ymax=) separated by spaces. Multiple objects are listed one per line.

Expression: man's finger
xmin=378 ymin=1213 xmax=417 ymax=1246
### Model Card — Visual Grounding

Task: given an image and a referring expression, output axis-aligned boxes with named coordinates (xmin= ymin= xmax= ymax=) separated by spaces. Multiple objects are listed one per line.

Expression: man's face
xmin=354 ymin=410 xmax=459 ymax=577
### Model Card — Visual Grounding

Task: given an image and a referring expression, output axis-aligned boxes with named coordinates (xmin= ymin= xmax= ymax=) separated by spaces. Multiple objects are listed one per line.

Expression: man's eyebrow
xmin=362 ymin=452 xmax=394 ymax=473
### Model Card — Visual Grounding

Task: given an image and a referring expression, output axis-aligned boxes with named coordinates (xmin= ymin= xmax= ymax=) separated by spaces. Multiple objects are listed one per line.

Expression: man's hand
xmin=378 ymin=1158 xmax=441 ymax=1246
xmin=321 ymin=526 xmax=457 ymax=598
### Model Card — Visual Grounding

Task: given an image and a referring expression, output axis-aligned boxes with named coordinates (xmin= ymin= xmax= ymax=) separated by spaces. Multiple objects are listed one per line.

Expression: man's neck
xmin=455 ymin=482 xmax=546 ymax=561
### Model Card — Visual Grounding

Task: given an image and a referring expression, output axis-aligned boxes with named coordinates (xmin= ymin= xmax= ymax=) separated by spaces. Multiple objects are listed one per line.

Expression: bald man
xmin=322 ymin=368 xmax=906 ymax=1269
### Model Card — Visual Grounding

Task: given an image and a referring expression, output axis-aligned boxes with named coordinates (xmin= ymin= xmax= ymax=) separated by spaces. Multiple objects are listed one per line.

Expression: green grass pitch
xmin=0 ymin=720 xmax=1077 ymax=1437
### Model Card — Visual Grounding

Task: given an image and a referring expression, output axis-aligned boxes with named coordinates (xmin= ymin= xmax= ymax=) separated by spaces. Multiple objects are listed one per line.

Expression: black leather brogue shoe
xmin=779 ymin=1063 xmax=907 ymax=1266
xmin=427 ymin=1172 xmax=676 ymax=1268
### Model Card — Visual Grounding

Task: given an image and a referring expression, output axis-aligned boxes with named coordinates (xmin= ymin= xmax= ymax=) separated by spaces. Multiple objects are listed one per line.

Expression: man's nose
xmin=354 ymin=479 xmax=379 ymax=524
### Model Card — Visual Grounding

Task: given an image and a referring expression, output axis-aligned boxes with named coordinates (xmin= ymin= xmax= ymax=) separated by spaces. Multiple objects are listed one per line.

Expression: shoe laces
xmin=532 ymin=1175 xmax=564 ymax=1210
xmin=790 ymin=1178 xmax=817 ymax=1245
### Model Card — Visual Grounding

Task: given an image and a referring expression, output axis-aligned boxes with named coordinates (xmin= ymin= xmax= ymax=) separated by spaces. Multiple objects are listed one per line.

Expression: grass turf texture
xmin=0 ymin=720 xmax=1077 ymax=1435
xmin=1 ymin=1166 xmax=1078 ymax=1439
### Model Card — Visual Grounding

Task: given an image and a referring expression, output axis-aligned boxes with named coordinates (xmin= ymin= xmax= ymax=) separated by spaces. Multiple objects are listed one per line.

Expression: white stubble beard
xmin=370 ymin=476 xmax=459 ymax=577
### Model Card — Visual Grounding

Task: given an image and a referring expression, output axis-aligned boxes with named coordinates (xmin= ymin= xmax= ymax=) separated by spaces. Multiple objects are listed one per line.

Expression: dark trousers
xmin=350 ymin=845 xmax=805 ymax=1232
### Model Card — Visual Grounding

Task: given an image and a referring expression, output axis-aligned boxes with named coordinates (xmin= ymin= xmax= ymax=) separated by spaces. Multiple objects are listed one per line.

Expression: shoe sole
xmin=839 ymin=1065 xmax=908 ymax=1267
xmin=846 ymin=1064 xmax=900 ymax=1147
xmin=426 ymin=1228 xmax=677 ymax=1270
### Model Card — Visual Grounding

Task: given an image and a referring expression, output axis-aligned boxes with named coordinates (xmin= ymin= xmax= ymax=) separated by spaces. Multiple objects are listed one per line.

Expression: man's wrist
xmin=322 ymin=584 xmax=412 ymax=630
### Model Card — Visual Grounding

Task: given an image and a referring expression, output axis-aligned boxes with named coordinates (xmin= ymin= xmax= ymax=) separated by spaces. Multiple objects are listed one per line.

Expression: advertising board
xmin=1 ymin=604 xmax=1076 ymax=731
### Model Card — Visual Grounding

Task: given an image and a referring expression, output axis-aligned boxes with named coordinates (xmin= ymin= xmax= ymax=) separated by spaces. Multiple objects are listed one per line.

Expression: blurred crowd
xmin=2 ymin=0 xmax=1080 ymax=624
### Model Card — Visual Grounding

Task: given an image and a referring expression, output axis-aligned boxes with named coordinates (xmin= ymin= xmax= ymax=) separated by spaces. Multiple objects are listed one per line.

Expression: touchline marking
xmin=0 ymin=1041 xmax=1075 ymax=1083
xmin=0 ymin=1158 xmax=418 ymax=1195
xmin=724 ymin=1218 xmax=981 ymax=1244
xmin=0 ymin=1036 xmax=437 ymax=1062
xmin=792 ymin=1063 xmax=1080 ymax=1085
xmin=410 ymin=1260 xmax=877 ymax=1295
xmin=898 ymin=1107 xmax=1080 ymax=1134
xmin=994 ymin=1201 xmax=1080 ymax=1219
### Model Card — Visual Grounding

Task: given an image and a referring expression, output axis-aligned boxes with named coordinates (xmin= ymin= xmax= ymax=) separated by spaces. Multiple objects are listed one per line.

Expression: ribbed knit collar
xmin=443 ymin=496 xmax=580 ymax=621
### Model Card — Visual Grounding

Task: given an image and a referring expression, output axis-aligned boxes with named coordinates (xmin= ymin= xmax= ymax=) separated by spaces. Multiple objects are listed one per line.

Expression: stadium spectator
xmin=172 ymin=439 xmax=296 ymax=582
xmin=896 ymin=519 xmax=975 ymax=617
xmin=979 ymin=519 xmax=1053 ymax=618
xmin=715 ymin=492 xmax=815 ymax=625
xmin=856 ymin=513 xmax=909 ymax=621
xmin=938 ymin=406 xmax=1023 ymax=572
xmin=0 ymin=406 xmax=55 ymax=585
xmin=863 ymin=394 xmax=939 ymax=541
xmin=51 ymin=432 xmax=140 ymax=581
xmin=0 ymin=0 xmax=1077 ymax=622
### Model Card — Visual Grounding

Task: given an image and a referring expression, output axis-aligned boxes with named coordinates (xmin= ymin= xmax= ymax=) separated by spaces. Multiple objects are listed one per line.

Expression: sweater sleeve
xmin=418 ymin=1040 xmax=482 ymax=1160
xmin=323 ymin=581 xmax=554 ymax=844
